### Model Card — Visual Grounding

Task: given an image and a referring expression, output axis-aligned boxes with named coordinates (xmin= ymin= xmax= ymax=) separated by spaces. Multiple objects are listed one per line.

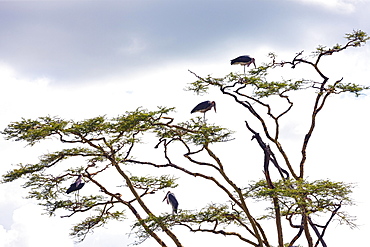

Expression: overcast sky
xmin=1 ymin=0 xmax=370 ymax=246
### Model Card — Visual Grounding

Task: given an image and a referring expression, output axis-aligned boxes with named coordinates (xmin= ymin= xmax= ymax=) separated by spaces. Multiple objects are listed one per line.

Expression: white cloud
xmin=0 ymin=204 xmax=73 ymax=247
xmin=0 ymin=225 xmax=18 ymax=247
xmin=296 ymin=0 xmax=367 ymax=13
xmin=117 ymin=36 xmax=148 ymax=55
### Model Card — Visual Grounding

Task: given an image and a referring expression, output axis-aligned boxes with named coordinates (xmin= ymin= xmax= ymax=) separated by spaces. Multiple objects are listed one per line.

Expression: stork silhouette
xmin=231 ymin=55 xmax=256 ymax=74
xmin=191 ymin=100 xmax=216 ymax=122
xmin=66 ymin=175 xmax=85 ymax=194
xmin=163 ymin=191 xmax=179 ymax=214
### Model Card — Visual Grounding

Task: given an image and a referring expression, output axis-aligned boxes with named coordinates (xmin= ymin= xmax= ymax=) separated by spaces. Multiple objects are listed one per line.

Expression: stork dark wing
xmin=66 ymin=183 xmax=77 ymax=194
xmin=76 ymin=183 xmax=85 ymax=191
xmin=231 ymin=55 xmax=252 ymax=65
xmin=168 ymin=193 xmax=179 ymax=213
xmin=191 ymin=101 xmax=211 ymax=113
xmin=66 ymin=176 xmax=85 ymax=194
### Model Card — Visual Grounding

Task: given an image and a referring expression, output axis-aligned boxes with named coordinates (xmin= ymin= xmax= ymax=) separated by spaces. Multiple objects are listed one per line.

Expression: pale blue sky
xmin=0 ymin=0 xmax=368 ymax=83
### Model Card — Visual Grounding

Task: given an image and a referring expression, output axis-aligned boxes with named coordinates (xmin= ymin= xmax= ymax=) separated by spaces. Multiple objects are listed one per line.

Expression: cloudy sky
xmin=1 ymin=0 xmax=370 ymax=246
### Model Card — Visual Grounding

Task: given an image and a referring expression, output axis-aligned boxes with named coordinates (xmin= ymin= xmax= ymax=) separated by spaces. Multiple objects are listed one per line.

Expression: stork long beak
xmin=252 ymin=59 xmax=256 ymax=68
xmin=213 ymin=102 xmax=217 ymax=113
xmin=163 ymin=191 xmax=169 ymax=202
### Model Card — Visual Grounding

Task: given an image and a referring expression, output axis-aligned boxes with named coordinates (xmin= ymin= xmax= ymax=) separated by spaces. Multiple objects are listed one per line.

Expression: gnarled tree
xmin=1 ymin=30 xmax=368 ymax=247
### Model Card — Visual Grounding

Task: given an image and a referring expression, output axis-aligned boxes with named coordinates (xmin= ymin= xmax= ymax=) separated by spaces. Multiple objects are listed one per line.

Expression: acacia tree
xmin=1 ymin=30 xmax=369 ymax=247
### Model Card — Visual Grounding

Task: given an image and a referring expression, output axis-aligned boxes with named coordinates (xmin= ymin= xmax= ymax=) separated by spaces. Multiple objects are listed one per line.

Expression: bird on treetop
xmin=191 ymin=100 xmax=216 ymax=121
xmin=231 ymin=55 xmax=256 ymax=74
xmin=66 ymin=174 xmax=85 ymax=194
xmin=163 ymin=191 xmax=179 ymax=214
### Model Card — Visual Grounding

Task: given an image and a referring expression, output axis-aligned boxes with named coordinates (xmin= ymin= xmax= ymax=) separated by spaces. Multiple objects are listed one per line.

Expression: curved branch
xmin=86 ymin=170 xmax=170 ymax=247
xmin=178 ymin=222 xmax=259 ymax=246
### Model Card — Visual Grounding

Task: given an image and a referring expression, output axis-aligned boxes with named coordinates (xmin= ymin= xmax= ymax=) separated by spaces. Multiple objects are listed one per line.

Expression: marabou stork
xmin=163 ymin=191 xmax=179 ymax=214
xmin=231 ymin=55 xmax=256 ymax=74
xmin=191 ymin=101 xmax=216 ymax=121
xmin=66 ymin=175 xmax=85 ymax=194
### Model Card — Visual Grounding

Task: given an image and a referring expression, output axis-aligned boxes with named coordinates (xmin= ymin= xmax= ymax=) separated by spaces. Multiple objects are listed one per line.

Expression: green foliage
xmin=187 ymin=30 xmax=369 ymax=102
xmin=131 ymin=203 xmax=239 ymax=244
xmin=312 ymin=30 xmax=369 ymax=57
xmin=187 ymin=69 xmax=311 ymax=99
xmin=130 ymin=175 xmax=178 ymax=190
xmin=2 ymin=163 xmax=49 ymax=183
xmin=1 ymin=107 xmax=175 ymax=147
xmin=185 ymin=72 xmax=227 ymax=95
xmin=71 ymin=209 xmax=125 ymax=241
xmin=245 ymin=179 xmax=355 ymax=226
xmin=155 ymin=117 xmax=234 ymax=146
xmin=248 ymin=78 xmax=309 ymax=99
xmin=1 ymin=148 xmax=94 ymax=183
xmin=182 ymin=120 xmax=234 ymax=145
xmin=345 ymin=29 xmax=370 ymax=46
xmin=1 ymin=116 xmax=68 ymax=146
xmin=176 ymin=203 xmax=237 ymax=225
xmin=329 ymin=82 xmax=370 ymax=96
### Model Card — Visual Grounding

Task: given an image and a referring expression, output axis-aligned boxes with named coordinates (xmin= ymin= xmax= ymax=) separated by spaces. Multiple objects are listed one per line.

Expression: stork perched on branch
xmin=163 ymin=191 xmax=179 ymax=214
xmin=66 ymin=175 xmax=85 ymax=194
xmin=231 ymin=55 xmax=256 ymax=74
xmin=191 ymin=100 xmax=216 ymax=122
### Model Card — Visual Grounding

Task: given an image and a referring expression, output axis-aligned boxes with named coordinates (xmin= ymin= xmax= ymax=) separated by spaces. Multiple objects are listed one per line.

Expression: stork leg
xmin=243 ymin=65 xmax=246 ymax=76
xmin=76 ymin=190 xmax=81 ymax=204
xmin=203 ymin=112 xmax=206 ymax=123
xmin=74 ymin=191 xmax=78 ymax=203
